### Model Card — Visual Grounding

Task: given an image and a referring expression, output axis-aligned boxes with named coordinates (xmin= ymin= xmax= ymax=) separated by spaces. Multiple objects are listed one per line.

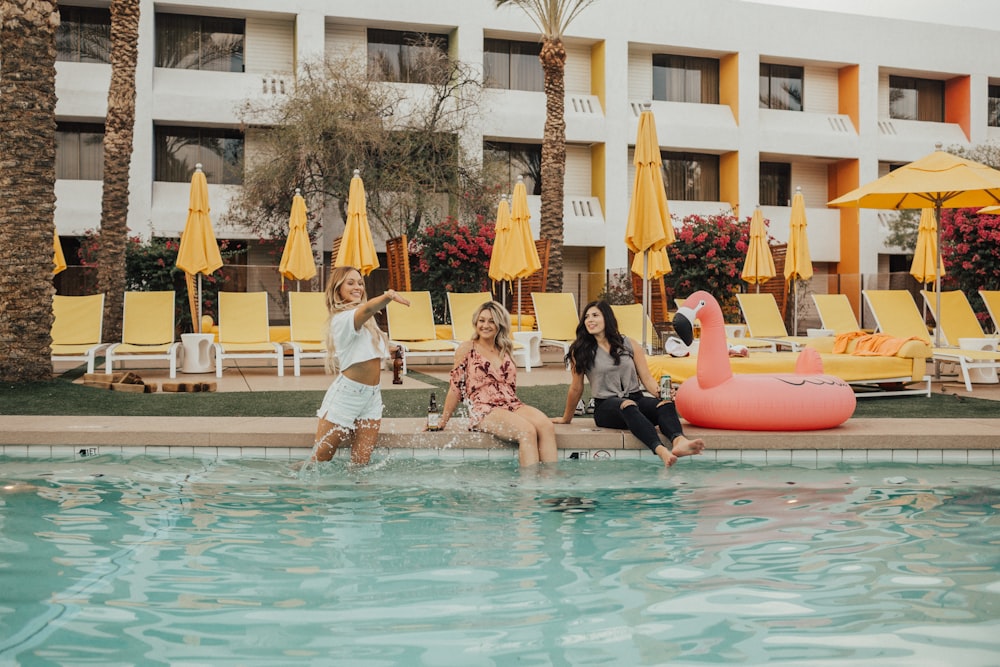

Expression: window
xmin=661 ymin=152 xmax=719 ymax=201
xmin=987 ymin=84 xmax=1000 ymax=127
xmin=367 ymin=29 xmax=450 ymax=84
xmin=484 ymin=38 xmax=543 ymax=92
xmin=56 ymin=123 xmax=104 ymax=180
xmin=155 ymin=13 xmax=244 ymax=72
xmin=154 ymin=126 xmax=244 ymax=184
xmin=759 ymin=63 xmax=803 ymax=111
xmin=652 ymin=54 xmax=719 ymax=104
xmin=57 ymin=6 xmax=111 ymax=63
xmin=889 ymin=76 xmax=944 ymax=121
xmin=484 ymin=141 xmax=541 ymax=195
xmin=759 ymin=162 xmax=791 ymax=206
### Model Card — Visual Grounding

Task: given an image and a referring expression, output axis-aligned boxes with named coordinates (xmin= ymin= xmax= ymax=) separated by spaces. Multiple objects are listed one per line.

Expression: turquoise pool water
xmin=1 ymin=456 xmax=998 ymax=666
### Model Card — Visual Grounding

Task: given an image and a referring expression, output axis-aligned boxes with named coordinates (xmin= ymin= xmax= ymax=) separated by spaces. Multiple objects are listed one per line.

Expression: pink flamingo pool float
xmin=672 ymin=291 xmax=856 ymax=430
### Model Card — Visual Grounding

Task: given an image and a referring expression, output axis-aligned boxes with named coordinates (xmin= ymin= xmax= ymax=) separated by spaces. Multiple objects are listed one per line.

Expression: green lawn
xmin=1 ymin=370 xmax=997 ymax=419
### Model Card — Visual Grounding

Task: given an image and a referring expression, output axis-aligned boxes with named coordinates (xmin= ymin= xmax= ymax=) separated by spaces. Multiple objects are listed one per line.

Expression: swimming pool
xmin=1 ymin=456 xmax=998 ymax=665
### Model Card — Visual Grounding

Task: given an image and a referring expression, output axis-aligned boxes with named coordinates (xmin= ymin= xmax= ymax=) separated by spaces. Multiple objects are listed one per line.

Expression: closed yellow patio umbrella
xmin=278 ymin=188 xmax=317 ymax=289
xmin=828 ymin=145 xmax=1000 ymax=346
xmin=508 ymin=177 xmax=541 ymax=329
xmin=175 ymin=164 xmax=223 ymax=333
xmin=910 ymin=208 xmax=944 ymax=285
xmin=488 ymin=198 xmax=514 ymax=287
xmin=740 ymin=207 xmax=775 ymax=292
xmin=53 ymin=229 xmax=67 ymax=275
xmin=625 ymin=103 xmax=674 ymax=349
xmin=335 ymin=169 xmax=379 ymax=276
xmin=785 ymin=187 xmax=813 ymax=335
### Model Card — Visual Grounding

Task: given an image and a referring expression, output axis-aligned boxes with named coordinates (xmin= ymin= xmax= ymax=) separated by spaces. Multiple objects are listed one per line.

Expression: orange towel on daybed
xmin=833 ymin=331 xmax=921 ymax=356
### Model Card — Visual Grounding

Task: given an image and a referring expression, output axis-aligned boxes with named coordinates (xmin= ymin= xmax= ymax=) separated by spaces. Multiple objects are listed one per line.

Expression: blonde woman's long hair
xmin=323 ymin=266 xmax=389 ymax=373
xmin=472 ymin=301 xmax=514 ymax=360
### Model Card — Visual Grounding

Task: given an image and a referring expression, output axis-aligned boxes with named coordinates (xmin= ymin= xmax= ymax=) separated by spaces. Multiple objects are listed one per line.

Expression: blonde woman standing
xmin=310 ymin=266 xmax=409 ymax=465
xmin=437 ymin=301 xmax=557 ymax=467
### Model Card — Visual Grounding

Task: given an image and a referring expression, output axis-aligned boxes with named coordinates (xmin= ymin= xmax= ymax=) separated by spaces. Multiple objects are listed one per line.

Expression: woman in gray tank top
xmin=552 ymin=301 xmax=706 ymax=468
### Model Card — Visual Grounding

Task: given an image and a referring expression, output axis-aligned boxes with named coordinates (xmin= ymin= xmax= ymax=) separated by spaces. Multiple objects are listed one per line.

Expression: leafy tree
xmin=494 ymin=0 xmax=598 ymax=293
xmin=409 ymin=216 xmax=496 ymax=319
xmin=939 ymin=208 xmax=1000 ymax=325
xmin=662 ymin=213 xmax=755 ymax=323
xmin=224 ymin=46 xmax=487 ymax=244
xmin=0 ymin=0 xmax=59 ymax=382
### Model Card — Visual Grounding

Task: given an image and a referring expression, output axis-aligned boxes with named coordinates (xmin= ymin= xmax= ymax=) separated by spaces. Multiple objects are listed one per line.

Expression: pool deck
xmin=6 ymin=351 xmax=999 ymax=464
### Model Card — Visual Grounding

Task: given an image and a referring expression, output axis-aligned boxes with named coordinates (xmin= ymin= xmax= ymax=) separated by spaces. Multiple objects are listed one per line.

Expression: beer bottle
xmin=427 ymin=392 xmax=442 ymax=430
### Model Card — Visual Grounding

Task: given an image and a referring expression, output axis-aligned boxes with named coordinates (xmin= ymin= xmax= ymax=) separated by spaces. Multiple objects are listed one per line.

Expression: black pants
xmin=593 ymin=392 xmax=685 ymax=453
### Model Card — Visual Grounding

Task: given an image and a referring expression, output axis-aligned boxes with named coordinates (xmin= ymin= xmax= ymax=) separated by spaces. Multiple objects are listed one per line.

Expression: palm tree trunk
xmin=539 ymin=38 xmax=566 ymax=293
xmin=0 ymin=1 xmax=59 ymax=382
xmin=97 ymin=0 xmax=140 ymax=342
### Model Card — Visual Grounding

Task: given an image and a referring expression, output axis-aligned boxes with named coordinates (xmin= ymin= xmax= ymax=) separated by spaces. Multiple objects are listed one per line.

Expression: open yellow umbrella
xmin=278 ymin=188 xmax=317 ymax=289
xmin=175 ymin=164 xmax=223 ymax=333
xmin=625 ymin=104 xmax=674 ymax=349
xmin=335 ymin=169 xmax=379 ymax=276
xmin=740 ymin=207 xmax=775 ymax=292
xmin=828 ymin=145 xmax=1000 ymax=346
xmin=53 ymin=229 xmax=67 ymax=275
xmin=785 ymin=187 xmax=813 ymax=335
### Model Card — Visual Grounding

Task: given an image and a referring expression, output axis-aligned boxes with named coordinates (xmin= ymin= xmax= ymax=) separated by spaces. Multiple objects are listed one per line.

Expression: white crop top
xmin=330 ymin=309 xmax=388 ymax=371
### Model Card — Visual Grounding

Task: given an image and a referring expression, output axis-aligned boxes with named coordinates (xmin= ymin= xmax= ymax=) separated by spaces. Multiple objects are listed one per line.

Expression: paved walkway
xmin=7 ymin=351 xmax=997 ymax=463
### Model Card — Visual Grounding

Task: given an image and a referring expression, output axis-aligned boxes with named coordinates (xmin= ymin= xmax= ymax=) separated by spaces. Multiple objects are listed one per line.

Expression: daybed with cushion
xmin=647 ymin=335 xmax=932 ymax=397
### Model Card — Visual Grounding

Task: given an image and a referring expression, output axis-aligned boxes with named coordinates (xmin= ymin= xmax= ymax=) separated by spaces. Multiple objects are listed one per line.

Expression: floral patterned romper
xmin=449 ymin=346 xmax=523 ymax=428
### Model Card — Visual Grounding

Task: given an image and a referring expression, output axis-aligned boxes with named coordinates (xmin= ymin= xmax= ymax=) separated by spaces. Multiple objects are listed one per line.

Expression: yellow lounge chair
xmin=736 ymin=292 xmax=818 ymax=351
xmin=446 ymin=292 xmax=530 ymax=371
xmin=811 ymin=293 xmax=868 ymax=334
xmin=531 ymin=292 xmax=579 ymax=360
xmin=285 ymin=291 xmax=328 ymax=376
xmin=921 ymin=290 xmax=999 ymax=346
xmin=214 ymin=292 xmax=285 ymax=377
xmin=105 ymin=291 xmax=181 ymax=378
xmin=51 ymin=294 xmax=107 ymax=374
xmin=864 ymin=289 xmax=1000 ymax=392
xmin=981 ymin=290 xmax=1000 ymax=334
xmin=386 ymin=291 xmax=458 ymax=374
xmin=610 ymin=303 xmax=657 ymax=354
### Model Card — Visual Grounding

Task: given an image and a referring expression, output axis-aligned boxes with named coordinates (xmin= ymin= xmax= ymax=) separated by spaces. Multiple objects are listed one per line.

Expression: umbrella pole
xmin=642 ymin=251 xmax=649 ymax=351
xmin=196 ymin=274 xmax=203 ymax=334
xmin=792 ymin=280 xmax=798 ymax=336
xmin=517 ymin=279 xmax=523 ymax=331
xmin=933 ymin=205 xmax=942 ymax=349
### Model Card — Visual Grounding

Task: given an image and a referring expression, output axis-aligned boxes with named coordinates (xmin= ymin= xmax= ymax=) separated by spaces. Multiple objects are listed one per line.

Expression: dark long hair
xmin=566 ymin=300 xmax=628 ymax=375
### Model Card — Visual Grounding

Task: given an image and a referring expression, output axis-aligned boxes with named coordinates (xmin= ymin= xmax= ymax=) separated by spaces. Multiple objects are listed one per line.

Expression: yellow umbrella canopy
xmin=625 ymin=108 xmax=674 ymax=267
xmin=278 ymin=188 xmax=317 ymax=285
xmin=741 ymin=207 xmax=775 ymax=290
xmin=784 ymin=188 xmax=813 ymax=335
xmin=53 ymin=229 xmax=67 ymax=275
xmin=488 ymin=198 xmax=514 ymax=284
xmin=784 ymin=188 xmax=813 ymax=283
xmin=625 ymin=106 xmax=673 ymax=349
xmin=175 ymin=164 xmax=223 ymax=333
xmin=509 ymin=177 xmax=541 ymax=280
xmin=335 ymin=169 xmax=380 ymax=276
xmin=909 ymin=208 xmax=944 ymax=285
xmin=828 ymin=146 xmax=1000 ymax=346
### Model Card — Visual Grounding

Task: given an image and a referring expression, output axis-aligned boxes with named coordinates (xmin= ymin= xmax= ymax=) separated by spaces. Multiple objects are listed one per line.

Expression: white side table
xmin=181 ymin=333 xmax=216 ymax=374
xmin=958 ymin=337 xmax=999 ymax=383
xmin=512 ymin=331 xmax=542 ymax=368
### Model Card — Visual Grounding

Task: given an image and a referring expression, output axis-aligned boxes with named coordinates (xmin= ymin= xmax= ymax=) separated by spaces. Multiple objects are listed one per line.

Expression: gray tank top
xmin=587 ymin=339 xmax=642 ymax=399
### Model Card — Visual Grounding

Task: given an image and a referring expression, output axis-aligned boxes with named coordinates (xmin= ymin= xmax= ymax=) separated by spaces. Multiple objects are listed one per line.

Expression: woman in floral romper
xmin=436 ymin=301 xmax=557 ymax=466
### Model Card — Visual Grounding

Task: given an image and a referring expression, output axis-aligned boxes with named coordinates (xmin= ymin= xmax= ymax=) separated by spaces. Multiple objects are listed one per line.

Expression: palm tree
xmin=96 ymin=0 xmax=140 ymax=342
xmin=494 ymin=0 xmax=596 ymax=293
xmin=0 ymin=1 xmax=60 ymax=382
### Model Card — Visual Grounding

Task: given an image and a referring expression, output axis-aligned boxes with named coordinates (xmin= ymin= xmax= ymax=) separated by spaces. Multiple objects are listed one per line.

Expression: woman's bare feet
xmin=671 ymin=435 xmax=706 ymax=458
xmin=654 ymin=444 xmax=678 ymax=468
